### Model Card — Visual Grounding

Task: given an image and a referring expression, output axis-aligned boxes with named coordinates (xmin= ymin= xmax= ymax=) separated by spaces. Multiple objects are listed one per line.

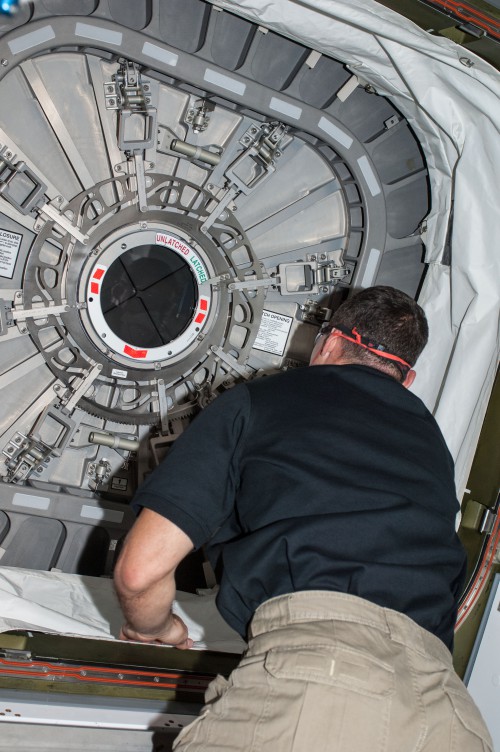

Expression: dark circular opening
xmin=100 ymin=244 xmax=197 ymax=348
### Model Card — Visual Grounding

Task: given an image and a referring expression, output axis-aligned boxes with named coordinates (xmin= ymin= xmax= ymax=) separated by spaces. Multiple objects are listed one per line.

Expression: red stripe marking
xmin=93 ymin=268 xmax=105 ymax=280
xmin=123 ymin=345 xmax=148 ymax=359
xmin=194 ymin=313 xmax=205 ymax=324
xmin=90 ymin=282 xmax=99 ymax=294
xmin=199 ymin=298 xmax=208 ymax=311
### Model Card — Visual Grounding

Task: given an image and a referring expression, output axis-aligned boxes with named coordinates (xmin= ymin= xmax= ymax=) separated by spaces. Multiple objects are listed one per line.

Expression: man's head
xmin=310 ymin=286 xmax=429 ymax=385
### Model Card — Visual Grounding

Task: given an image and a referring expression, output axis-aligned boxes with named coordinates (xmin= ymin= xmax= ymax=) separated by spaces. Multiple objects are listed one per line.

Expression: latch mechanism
xmin=0 ymin=144 xmax=47 ymax=215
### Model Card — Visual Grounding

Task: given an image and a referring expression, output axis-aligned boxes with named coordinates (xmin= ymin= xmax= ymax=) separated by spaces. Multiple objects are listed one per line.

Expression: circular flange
xmin=23 ymin=174 xmax=266 ymax=423
xmin=84 ymin=228 xmax=213 ymax=366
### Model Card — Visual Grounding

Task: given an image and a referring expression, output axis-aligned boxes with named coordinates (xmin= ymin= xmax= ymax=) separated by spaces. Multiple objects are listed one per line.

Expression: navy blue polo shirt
xmin=132 ymin=365 xmax=466 ymax=649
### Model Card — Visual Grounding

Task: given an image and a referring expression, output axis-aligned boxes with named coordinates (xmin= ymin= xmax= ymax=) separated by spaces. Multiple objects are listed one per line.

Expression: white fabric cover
xmin=211 ymin=0 xmax=500 ymax=497
xmin=0 ymin=566 xmax=246 ymax=653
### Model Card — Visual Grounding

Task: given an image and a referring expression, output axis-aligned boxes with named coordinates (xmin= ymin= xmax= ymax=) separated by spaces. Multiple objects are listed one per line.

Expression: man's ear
xmin=310 ymin=330 xmax=344 ymax=366
xmin=402 ymin=369 xmax=416 ymax=389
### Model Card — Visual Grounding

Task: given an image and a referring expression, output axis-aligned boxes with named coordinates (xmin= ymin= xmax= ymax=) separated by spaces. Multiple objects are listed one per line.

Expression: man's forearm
xmin=116 ymin=569 xmax=176 ymax=639
xmin=113 ymin=509 xmax=194 ymax=647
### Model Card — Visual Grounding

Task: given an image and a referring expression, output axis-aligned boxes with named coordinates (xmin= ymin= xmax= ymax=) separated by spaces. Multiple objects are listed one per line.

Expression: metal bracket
xmin=87 ymin=458 xmax=112 ymax=491
xmin=185 ymin=98 xmax=215 ymax=133
xmin=58 ymin=362 xmax=103 ymax=413
xmin=210 ymin=345 xmax=252 ymax=379
xmin=2 ymin=432 xmax=54 ymax=483
xmin=36 ymin=200 xmax=89 ymax=244
xmin=0 ymin=299 xmax=13 ymax=336
xmin=11 ymin=300 xmax=85 ymax=323
xmin=156 ymin=377 xmax=170 ymax=436
xmin=480 ymin=508 xmax=497 ymax=535
xmin=108 ymin=60 xmax=158 ymax=154
xmin=278 ymin=259 xmax=349 ymax=295
xmin=200 ymin=120 xmax=287 ymax=232
xmin=2 ymin=404 xmax=77 ymax=483
xmin=0 ymin=145 xmax=47 ymax=215
xmin=227 ymin=257 xmax=348 ymax=296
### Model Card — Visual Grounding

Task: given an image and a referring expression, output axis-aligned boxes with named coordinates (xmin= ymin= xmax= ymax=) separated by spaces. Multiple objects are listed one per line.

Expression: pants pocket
xmin=444 ymin=687 xmax=493 ymax=752
xmin=261 ymin=644 xmax=395 ymax=752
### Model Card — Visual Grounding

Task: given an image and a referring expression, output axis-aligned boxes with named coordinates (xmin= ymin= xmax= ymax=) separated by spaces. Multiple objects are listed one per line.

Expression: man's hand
xmin=119 ymin=612 xmax=194 ymax=649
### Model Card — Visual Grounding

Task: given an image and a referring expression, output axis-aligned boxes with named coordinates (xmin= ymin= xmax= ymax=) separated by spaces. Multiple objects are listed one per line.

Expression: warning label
xmin=253 ymin=310 xmax=293 ymax=357
xmin=0 ymin=229 xmax=22 ymax=279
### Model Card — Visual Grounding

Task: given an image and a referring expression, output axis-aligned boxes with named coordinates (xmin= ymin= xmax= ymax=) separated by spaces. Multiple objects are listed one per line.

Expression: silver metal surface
xmin=0 ymin=0 xmax=429 ymax=559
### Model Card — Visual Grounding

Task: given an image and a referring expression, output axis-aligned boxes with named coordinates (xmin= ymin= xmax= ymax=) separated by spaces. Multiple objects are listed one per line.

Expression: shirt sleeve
xmin=131 ymin=384 xmax=251 ymax=549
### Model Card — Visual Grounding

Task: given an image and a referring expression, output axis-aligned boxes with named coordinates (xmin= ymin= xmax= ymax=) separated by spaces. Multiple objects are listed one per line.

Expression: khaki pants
xmin=173 ymin=591 xmax=493 ymax=751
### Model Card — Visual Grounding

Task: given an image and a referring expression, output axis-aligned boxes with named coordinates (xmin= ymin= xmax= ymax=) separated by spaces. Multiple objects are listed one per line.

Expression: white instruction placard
xmin=253 ymin=309 xmax=293 ymax=356
xmin=0 ymin=229 xmax=22 ymax=279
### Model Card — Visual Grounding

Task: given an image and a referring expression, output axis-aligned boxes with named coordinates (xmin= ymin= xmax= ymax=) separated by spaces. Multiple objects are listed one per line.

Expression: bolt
xmin=107 ymin=85 xmax=113 ymax=93
xmin=115 ymin=165 xmax=122 ymax=172
xmin=140 ymin=222 xmax=147 ymax=229
xmin=154 ymin=676 xmax=160 ymax=683
xmin=117 ymin=673 xmax=124 ymax=680
xmin=121 ymin=243 xmax=127 ymax=249
xmin=143 ymin=84 xmax=150 ymax=92
xmin=207 ymin=183 xmax=214 ymax=190
xmin=149 ymin=162 xmax=155 ymax=169
xmin=1 ymin=60 xmax=8 ymax=67
xmin=310 ymin=255 xmax=317 ymax=261
xmin=154 ymin=362 xmax=161 ymax=370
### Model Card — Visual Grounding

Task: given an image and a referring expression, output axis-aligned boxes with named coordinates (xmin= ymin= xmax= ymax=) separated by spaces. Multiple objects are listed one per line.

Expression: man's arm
xmin=114 ymin=508 xmax=195 ymax=648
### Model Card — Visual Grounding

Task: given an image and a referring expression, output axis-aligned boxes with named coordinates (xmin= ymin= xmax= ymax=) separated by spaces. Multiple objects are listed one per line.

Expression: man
xmin=114 ymin=285 xmax=492 ymax=751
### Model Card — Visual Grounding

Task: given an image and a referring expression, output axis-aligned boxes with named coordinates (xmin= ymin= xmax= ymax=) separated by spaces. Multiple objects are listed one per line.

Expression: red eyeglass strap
xmin=330 ymin=326 xmax=411 ymax=371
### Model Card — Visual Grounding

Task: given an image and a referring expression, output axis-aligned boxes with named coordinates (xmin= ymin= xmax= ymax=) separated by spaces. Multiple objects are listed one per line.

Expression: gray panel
xmin=58 ymin=524 xmax=110 ymax=575
xmin=335 ymin=88 xmax=398 ymax=142
xmin=375 ymin=244 xmax=426 ymax=297
xmin=386 ymin=176 xmax=429 ymax=238
xmin=108 ymin=0 xmax=152 ymax=31
xmin=1 ymin=516 xmax=66 ymax=569
xmin=298 ymin=55 xmax=352 ymax=109
xmin=38 ymin=0 xmax=98 ymax=14
xmin=371 ymin=126 xmax=426 ymax=184
xmin=0 ymin=4 xmax=32 ymax=33
xmin=210 ymin=8 xmax=256 ymax=71
xmin=159 ymin=0 xmax=211 ymax=53
xmin=250 ymin=30 xmax=309 ymax=91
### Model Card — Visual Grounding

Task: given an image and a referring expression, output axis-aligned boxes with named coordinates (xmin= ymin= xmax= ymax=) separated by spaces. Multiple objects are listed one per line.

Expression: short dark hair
xmin=329 ymin=286 xmax=429 ymax=380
